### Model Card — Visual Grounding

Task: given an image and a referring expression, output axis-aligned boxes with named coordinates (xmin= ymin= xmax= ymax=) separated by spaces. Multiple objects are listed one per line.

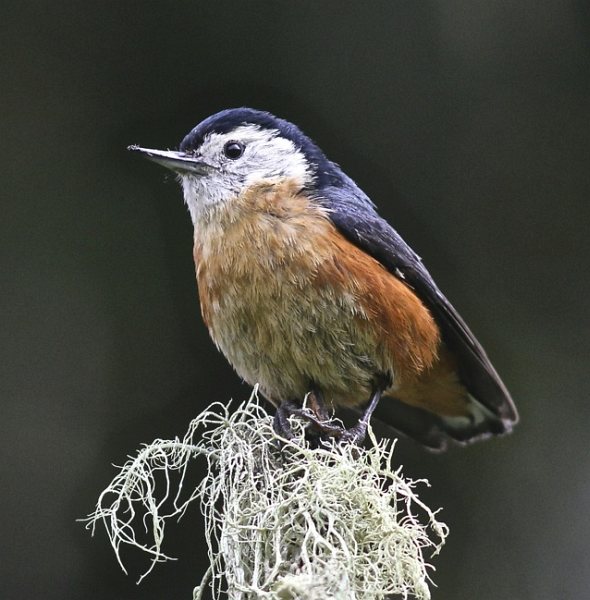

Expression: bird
xmin=129 ymin=107 xmax=518 ymax=450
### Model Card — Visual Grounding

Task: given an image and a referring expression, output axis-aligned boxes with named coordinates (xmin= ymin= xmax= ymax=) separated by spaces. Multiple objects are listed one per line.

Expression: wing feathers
xmin=318 ymin=182 xmax=518 ymax=445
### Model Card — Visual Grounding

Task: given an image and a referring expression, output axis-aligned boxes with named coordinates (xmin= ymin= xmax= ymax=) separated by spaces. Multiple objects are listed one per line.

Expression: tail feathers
xmin=371 ymin=394 xmax=514 ymax=452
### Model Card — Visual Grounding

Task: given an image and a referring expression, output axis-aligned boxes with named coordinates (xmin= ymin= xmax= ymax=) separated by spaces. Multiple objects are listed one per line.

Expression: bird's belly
xmin=204 ymin=275 xmax=380 ymax=406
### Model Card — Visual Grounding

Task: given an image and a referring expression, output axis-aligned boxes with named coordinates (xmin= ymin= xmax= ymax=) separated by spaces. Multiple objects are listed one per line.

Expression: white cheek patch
xmin=240 ymin=132 xmax=311 ymax=185
xmin=180 ymin=125 xmax=313 ymax=226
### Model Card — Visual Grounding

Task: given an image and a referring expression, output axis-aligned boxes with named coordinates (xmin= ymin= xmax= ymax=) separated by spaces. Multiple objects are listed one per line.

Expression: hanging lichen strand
xmin=83 ymin=391 xmax=448 ymax=599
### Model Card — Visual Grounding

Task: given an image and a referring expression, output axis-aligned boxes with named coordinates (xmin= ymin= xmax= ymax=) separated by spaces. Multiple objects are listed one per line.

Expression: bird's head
xmin=130 ymin=108 xmax=342 ymax=224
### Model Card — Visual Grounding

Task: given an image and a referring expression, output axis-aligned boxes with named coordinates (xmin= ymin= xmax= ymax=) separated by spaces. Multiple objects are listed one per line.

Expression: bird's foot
xmin=274 ymin=379 xmax=387 ymax=446
xmin=273 ymin=395 xmax=345 ymax=443
xmin=339 ymin=378 xmax=387 ymax=444
xmin=273 ymin=399 xmax=299 ymax=440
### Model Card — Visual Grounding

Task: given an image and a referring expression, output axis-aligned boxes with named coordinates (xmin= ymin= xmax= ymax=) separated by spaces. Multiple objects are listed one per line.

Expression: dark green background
xmin=2 ymin=2 xmax=589 ymax=599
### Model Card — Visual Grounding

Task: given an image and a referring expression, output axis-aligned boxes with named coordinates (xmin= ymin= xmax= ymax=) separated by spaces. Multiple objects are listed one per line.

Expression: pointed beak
xmin=128 ymin=145 xmax=213 ymax=175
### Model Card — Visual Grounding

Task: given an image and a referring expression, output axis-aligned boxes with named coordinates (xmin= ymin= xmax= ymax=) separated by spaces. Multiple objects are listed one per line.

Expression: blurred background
xmin=2 ymin=1 xmax=589 ymax=599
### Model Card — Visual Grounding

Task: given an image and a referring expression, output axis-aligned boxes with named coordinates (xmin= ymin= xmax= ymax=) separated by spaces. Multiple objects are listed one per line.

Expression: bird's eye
xmin=223 ymin=141 xmax=245 ymax=160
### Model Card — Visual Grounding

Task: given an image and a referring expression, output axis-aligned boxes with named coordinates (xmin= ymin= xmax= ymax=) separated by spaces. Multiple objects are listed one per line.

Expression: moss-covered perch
xmin=83 ymin=389 xmax=448 ymax=599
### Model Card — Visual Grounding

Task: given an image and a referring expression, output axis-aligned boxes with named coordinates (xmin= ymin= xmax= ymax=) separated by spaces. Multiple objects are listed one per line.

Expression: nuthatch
xmin=130 ymin=108 xmax=518 ymax=449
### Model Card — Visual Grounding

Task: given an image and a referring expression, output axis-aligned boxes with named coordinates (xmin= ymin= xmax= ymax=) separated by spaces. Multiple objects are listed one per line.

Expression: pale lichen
xmin=83 ymin=389 xmax=447 ymax=599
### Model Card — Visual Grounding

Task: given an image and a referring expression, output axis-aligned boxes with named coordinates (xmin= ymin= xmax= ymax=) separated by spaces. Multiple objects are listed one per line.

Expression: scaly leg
xmin=340 ymin=376 xmax=389 ymax=444
xmin=273 ymin=399 xmax=299 ymax=439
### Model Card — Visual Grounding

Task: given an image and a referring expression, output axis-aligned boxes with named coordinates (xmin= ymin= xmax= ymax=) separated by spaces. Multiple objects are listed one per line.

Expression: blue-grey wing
xmin=318 ymin=179 xmax=518 ymax=448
